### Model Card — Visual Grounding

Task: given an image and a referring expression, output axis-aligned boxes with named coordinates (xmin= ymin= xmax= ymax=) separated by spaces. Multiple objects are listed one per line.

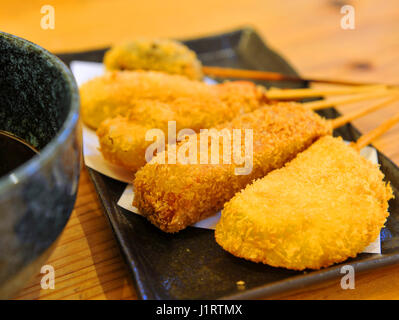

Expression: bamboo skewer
xmin=203 ymin=66 xmax=399 ymax=102
xmin=330 ymin=95 xmax=399 ymax=129
xmin=353 ymin=109 xmax=399 ymax=151
xmin=302 ymin=90 xmax=391 ymax=111
xmin=202 ymin=65 xmax=397 ymax=87
xmin=265 ymin=85 xmax=387 ymax=100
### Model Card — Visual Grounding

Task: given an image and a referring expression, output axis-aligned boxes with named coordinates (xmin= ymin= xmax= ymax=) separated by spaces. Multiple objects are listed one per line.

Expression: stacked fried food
xmin=215 ymin=136 xmax=393 ymax=270
xmin=104 ymin=38 xmax=203 ymax=80
xmin=133 ymin=103 xmax=331 ymax=232
xmin=81 ymin=71 xmax=266 ymax=171
xmin=78 ymin=37 xmax=396 ymax=271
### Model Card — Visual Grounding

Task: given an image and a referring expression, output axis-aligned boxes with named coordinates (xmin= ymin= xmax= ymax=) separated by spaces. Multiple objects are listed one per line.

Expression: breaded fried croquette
xmin=215 ymin=136 xmax=393 ymax=270
xmin=81 ymin=71 xmax=206 ymax=129
xmin=95 ymin=78 xmax=266 ymax=172
xmin=104 ymin=38 xmax=203 ymax=80
xmin=133 ymin=103 xmax=332 ymax=233
xmin=81 ymin=70 xmax=265 ymax=129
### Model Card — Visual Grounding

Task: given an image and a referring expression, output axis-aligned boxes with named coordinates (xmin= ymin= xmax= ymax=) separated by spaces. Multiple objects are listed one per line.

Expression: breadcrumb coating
xmin=133 ymin=103 xmax=332 ymax=233
xmin=103 ymin=38 xmax=203 ymax=80
xmin=215 ymin=136 xmax=393 ymax=270
xmin=81 ymin=70 xmax=265 ymax=129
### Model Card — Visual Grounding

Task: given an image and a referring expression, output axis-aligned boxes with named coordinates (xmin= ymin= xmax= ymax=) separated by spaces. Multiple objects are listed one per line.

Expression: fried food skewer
xmin=104 ymin=38 xmax=396 ymax=88
xmin=80 ymin=71 xmax=266 ymax=129
xmin=104 ymin=38 xmax=203 ymax=80
xmin=215 ymin=110 xmax=399 ymax=270
xmin=133 ymin=103 xmax=330 ymax=233
xmin=133 ymin=97 xmax=396 ymax=233
xmin=81 ymin=69 xmax=391 ymax=131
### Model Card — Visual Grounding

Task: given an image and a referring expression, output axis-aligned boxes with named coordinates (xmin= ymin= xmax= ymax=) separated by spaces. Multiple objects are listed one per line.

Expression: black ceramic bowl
xmin=0 ymin=32 xmax=80 ymax=298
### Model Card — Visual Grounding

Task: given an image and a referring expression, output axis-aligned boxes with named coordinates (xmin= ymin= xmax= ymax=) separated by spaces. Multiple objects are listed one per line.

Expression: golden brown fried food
xmin=81 ymin=70 xmax=265 ymax=129
xmin=81 ymin=71 xmax=207 ymax=129
xmin=133 ymin=103 xmax=332 ymax=233
xmin=104 ymin=38 xmax=203 ymax=80
xmin=215 ymin=136 xmax=393 ymax=270
xmin=95 ymin=77 xmax=266 ymax=172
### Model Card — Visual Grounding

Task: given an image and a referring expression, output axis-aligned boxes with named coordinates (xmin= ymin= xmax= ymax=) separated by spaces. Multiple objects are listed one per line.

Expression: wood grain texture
xmin=3 ymin=0 xmax=398 ymax=300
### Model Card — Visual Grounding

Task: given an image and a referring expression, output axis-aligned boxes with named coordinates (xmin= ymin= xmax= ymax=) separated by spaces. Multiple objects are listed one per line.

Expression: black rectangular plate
xmin=58 ymin=28 xmax=399 ymax=300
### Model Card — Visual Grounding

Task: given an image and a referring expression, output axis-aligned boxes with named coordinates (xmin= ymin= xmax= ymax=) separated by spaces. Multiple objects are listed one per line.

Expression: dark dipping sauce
xmin=0 ymin=131 xmax=38 ymax=178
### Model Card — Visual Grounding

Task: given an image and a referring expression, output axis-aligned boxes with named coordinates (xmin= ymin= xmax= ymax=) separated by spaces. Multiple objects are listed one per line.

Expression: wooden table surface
xmin=2 ymin=0 xmax=399 ymax=299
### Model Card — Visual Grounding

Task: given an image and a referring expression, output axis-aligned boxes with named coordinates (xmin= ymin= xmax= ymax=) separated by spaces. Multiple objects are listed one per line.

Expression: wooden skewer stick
xmin=265 ymin=85 xmax=387 ymax=100
xmin=330 ymin=95 xmax=399 ymax=129
xmin=353 ymin=104 xmax=399 ymax=152
xmin=302 ymin=89 xmax=391 ymax=111
xmin=202 ymin=66 xmax=398 ymax=87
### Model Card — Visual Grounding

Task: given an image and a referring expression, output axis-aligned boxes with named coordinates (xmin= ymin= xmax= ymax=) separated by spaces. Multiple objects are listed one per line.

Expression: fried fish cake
xmin=215 ymin=136 xmax=393 ymax=270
